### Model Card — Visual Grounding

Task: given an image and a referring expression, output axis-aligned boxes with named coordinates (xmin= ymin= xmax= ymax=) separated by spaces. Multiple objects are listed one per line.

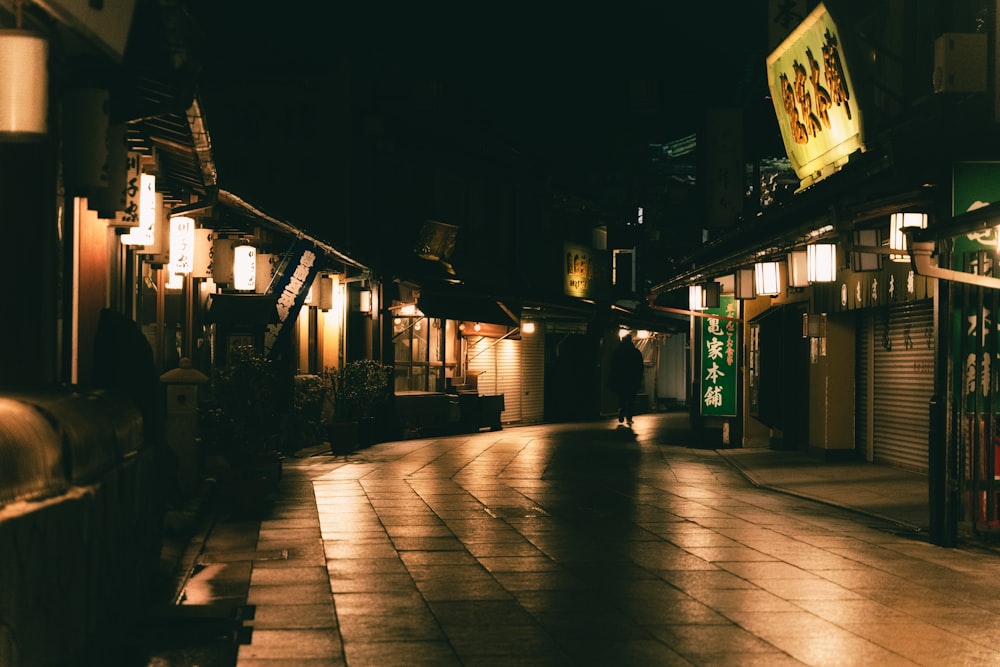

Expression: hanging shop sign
xmin=766 ymin=2 xmax=864 ymax=190
xmin=564 ymin=242 xmax=597 ymax=299
xmin=700 ymin=295 xmax=738 ymax=417
xmin=948 ymin=163 xmax=1000 ymax=411
xmin=264 ymin=238 xmax=320 ymax=359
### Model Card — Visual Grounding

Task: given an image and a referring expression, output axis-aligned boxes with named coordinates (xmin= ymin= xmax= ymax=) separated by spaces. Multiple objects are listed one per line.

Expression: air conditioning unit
xmin=933 ymin=33 xmax=987 ymax=93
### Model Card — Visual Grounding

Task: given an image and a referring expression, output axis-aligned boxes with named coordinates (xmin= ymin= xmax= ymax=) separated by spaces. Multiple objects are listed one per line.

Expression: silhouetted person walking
xmin=609 ymin=334 xmax=644 ymax=426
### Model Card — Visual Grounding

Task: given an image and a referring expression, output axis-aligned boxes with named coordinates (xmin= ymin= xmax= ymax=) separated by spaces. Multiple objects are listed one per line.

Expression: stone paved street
xmin=166 ymin=413 xmax=1000 ymax=666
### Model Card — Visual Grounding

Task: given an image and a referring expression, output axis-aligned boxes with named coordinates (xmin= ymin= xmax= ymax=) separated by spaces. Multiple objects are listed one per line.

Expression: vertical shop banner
xmin=264 ymin=239 xmax=320 ymax=360
xmin=701 ymin=296 xmax=738 ymax=417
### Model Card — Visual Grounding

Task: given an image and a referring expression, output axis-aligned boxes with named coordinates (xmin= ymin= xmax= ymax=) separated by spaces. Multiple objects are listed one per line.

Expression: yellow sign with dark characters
xmin=766 ymin=2 xmax=864 ymax=190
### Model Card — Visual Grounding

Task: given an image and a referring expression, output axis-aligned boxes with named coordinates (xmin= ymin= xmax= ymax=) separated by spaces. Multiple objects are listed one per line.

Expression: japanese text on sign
xmin=701 ymin=296 xmax=738 ymax=417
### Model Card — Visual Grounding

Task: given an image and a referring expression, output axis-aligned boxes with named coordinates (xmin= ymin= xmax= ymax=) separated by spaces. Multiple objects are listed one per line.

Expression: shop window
xmin=393 ymin=316 xmax=459 ymax=392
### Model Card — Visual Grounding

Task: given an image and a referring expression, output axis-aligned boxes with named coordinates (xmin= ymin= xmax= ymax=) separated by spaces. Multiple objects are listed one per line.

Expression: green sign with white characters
xmin=700 ymin=296 xmax=738 ymax=417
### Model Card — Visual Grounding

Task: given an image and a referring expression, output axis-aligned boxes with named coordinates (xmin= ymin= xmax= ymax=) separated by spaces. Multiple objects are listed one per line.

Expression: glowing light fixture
xmin=359 ymin=289 xmax=372 ymax=314
xmin=689 ymin=282 xmax=720 ymax=310
xmin=233 ymin=244 xmax=256 ymax=291
xmin=635 ymin=329 xmax=651 ymax=340
xmin=787 ymin=250 xmax=810 ymax=287
xmin=807 ymin=243 xmax=837 ymax=283
xmin=754 ymin=261 xmax=781 ymax=296
xmin=121 ymin=173 xmax=157 ymax=245
xmin=521 ymin=321 xmax=536 ymax=334
xmin=169 ymin=216 xmax=195 ymax=274
xmin=0 ymin=4 xmax=48 ymax=140
xmin=889 ymin=212 xmax=927 ymax=262
xmin=688 ymin=285 xmax=704 ymax=311
xmin=164 ymin=270 xmax=183 ymax=291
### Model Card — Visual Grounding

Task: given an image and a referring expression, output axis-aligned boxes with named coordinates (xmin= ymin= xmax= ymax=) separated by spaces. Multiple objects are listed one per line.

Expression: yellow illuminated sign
xmin=766 ymin=2 xmax=864 ymax=189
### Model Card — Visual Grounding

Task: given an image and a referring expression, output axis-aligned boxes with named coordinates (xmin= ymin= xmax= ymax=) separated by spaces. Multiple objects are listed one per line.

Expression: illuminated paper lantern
xmin=688 ymin=285 xmax=704 ymax=311
xmin=754 ymin=261 xmax=781 ymax=296
xmin=807 ymin=243 xmax=837 ymax=283
xmin=0 ymin=29 xmax=48 ymax=139
xmin=169 ymin=216 xmax=195 ymax=274
xmin=889 ymin=212 xmax=927 ymax=262
xmin=190 ymin=229 xmax=214 ymax=278
xmin=121 ymin=173 xmax=157 ymax=245
xmin=233 ymin=244 xmax=256 ymax=291
xmin=787 ymin=250 xmax=810 ymax=287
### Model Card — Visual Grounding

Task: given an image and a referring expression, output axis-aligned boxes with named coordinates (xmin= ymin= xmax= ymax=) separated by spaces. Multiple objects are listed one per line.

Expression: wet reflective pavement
xmin=131 ymin=412 xmax=1000 ymax=665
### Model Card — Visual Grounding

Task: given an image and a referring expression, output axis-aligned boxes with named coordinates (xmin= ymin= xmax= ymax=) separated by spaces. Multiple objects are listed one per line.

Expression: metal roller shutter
xmin=856 ymin=310 xmax=872 ymax=460
xmin=520 ymin=332 xmax=545 ymax=423
xmin=872 ymin=300 xmax=934 ymax=472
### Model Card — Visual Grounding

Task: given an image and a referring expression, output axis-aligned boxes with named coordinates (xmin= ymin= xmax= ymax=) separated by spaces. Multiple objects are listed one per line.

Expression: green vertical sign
xmin=701 ymin=295 xmax=738 ymax=417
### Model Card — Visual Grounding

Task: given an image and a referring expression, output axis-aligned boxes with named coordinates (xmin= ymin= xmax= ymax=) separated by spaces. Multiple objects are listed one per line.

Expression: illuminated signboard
xmin=766 ymin=2 xmax=863 ymax=189
xmin=700 ymin=296 xmax=738 ymax=417
xmin=564 ymin=242 xmax=596 ymax=298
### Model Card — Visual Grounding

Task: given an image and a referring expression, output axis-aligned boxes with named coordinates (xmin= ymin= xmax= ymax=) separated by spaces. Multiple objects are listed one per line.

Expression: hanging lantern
xmin=211 ymin=238 xmax=235 ymax=285
xmin=121 ymin=173 xmax=157 ymax=245
xmin=169 ymin=216 xmax=195 ymax=274
xmin=701 ymin=281 xmax=721 ymax=308
xmin=255 ymin=253 xmax=276 ymax=292
xmin=889 ymin=212 xmax=927 ymax=262
xmin=754 ymin=261 xmax=781 ymax=296
xmin=688 ymin=285 xmax=704 ymax=311
xmin=787 ymin=250 xmax=810 ymax=287
xmin=734 ymin=268 xmax=756 ymax=300
xmin=0 ymin=28 xmax=48 ymax=140
xmin=233 ymin=244 xmax=256 ymax=291
xmin=807 ymin=243 xmax=837 ymax=283
xmin=190 ymin=229 xmax=214 ymax=278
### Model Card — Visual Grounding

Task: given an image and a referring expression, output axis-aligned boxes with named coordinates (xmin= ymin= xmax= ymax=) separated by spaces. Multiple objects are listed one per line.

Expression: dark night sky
xmin=186 ymin=2 xmax=771 ymax=228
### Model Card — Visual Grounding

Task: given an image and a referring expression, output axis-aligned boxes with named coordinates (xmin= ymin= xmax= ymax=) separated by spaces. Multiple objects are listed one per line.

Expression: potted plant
xmin=325 ymin=359 xmax=393 ymax=454
xmin=206 ymin=345 xmax=287 ymax=511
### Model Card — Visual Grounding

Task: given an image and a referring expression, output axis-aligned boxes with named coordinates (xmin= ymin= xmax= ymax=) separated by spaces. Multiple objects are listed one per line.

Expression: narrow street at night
xmin=133 ymin=412 xmax=1000 ymax=666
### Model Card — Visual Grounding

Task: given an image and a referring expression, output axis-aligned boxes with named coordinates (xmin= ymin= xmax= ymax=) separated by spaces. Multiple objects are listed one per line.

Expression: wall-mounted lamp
xmin=689 ymin=282 xmax=720 ymax=310
xmin=851 ymin=229 xmax=883 ymax=271
xmin=734 ymin=268 xmax=756 ymax=300
xmin=754 ymin=261 xmax=781 ymax=296
xmin=689 ymin=285 xmax=704 ymax=311
xmin=889 ymin=212 xmax=927 ymax=262
xmin=233 ymin=244 xmax=256 ymax=291
xmin=0 ymin=5 xmax=48 ymax=140
xmin=306 ymin=274 xmax=334 ymax=310
xmin=807 ymin=243 xmax=837 ymax=283
xmin=787 ymin=250 xmax=810 ymax=287
xmin=521 ymin=321 xmax=536 ymax=334
xmin=359 ymin=289 xmax=372 ymax=314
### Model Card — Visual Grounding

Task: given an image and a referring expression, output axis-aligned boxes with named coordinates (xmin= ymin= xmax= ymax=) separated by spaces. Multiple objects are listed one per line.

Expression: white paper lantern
xmin=233 ymin=244 xmax=256 ymax=291
xmin=0 ymin=30 xmax=48 ymax=139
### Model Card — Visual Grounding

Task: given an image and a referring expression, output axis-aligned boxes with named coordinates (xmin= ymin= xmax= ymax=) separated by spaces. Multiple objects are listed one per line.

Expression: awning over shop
xmin=206 ymin=293 xmax=277 ymax=324
xmin=416 ymin=287 xmax=520 ymax=327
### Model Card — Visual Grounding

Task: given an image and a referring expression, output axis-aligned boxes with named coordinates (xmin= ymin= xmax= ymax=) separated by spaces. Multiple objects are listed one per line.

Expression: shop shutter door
xmin=872 ymin=300 xmax=934 ymax=472
xmin=856 ymin=310 xmax=872 ymax=459
xmin=467 ymin=337 xmax=523 ymax=424
xmin=520 ymin=331 xmax=545 ymax=423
